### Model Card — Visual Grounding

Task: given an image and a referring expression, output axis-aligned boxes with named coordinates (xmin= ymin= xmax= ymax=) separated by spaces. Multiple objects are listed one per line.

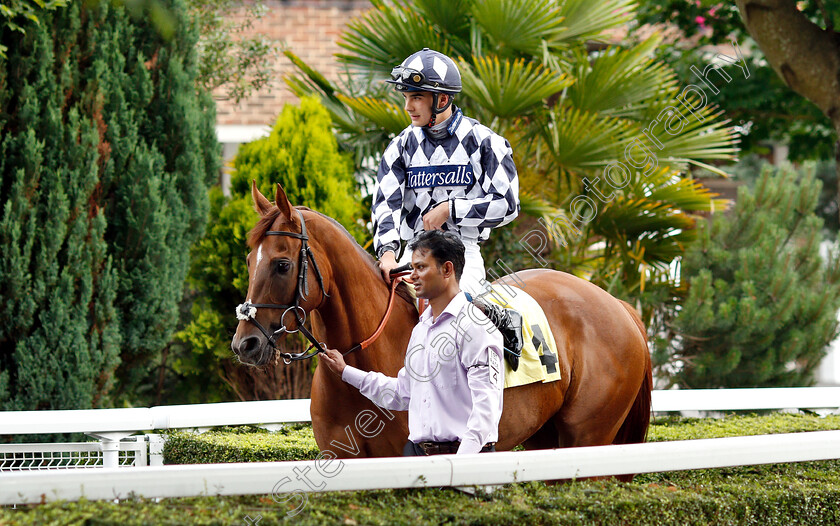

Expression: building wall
xmin=215 ymin=0 xmax=371 ymax=127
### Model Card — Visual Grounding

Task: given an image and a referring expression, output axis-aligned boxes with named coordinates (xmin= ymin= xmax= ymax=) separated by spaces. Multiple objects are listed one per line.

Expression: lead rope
xmin=341 ymin=271 xmax=413 ymax=357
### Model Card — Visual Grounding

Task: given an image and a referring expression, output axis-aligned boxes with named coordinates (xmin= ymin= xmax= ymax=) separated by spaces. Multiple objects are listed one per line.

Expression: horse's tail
xmin=612 ymin=300 xmax=652 ymax=447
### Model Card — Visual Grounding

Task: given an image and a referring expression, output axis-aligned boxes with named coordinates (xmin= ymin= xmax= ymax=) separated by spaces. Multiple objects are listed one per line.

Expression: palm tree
xmin=284 ymin=0 xmax=737 ymax=328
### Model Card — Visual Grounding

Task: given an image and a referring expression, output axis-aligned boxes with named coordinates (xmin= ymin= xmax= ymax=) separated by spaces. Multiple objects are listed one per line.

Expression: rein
xmin=341 ymin=270 xmax=412 ymax=357
xmin=235 ymin=209 xmax=411 ymax=363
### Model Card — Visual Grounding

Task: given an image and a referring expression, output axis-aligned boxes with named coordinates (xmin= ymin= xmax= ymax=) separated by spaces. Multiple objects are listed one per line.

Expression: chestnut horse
xmin=232 ymin=183 xmax=652 ymax=473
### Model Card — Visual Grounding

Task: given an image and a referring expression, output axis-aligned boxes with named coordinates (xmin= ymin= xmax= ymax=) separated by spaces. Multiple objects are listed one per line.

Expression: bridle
xmin=235 ymin=208 xmax=412 ymax=364
xmin=235 ymin=209 xmax=329 ymax=363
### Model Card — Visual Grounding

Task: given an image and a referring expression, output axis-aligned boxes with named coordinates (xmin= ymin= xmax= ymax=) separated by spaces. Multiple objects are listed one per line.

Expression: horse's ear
xmin=275 ymin=183 xmax=294 ymax=221
xmin=252 ymin=180 xmax=273 ymax=217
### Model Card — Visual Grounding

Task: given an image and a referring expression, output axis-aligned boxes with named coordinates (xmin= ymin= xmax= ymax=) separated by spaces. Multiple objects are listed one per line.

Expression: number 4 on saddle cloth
xmin=466 ymin=287 xmax=562 ymax=388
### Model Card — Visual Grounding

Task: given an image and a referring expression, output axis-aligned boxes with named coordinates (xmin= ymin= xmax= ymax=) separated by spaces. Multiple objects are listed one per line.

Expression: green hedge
xmin=5 ymin=414 xmax=840 ymax=525
xmin=164 ymin=424 xmax=319 ymax=464
xmin=161 ymin=413 xmax=840 ymax=465
xmin=4 ymin=479 xmax=840 ymax=525
xmin=648 ymin=413 xmax=840 ymax=441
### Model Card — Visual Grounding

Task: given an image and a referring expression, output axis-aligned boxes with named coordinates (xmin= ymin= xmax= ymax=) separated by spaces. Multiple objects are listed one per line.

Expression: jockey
xmin=372 ymin=48 xmax=523 ymax=364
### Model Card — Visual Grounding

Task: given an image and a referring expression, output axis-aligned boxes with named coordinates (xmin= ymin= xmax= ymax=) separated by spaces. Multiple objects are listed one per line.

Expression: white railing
xmin=2 ymin=429 xmax=840 ymax=505
xmin=0 ymin=399 xmax=313 ymax=435
xmin=2 ymin=388 xmax=839 ymax=472
xmin=4 ymin=387 xmax=839 ymax=435
xmin=651 ymin=386 xmax=840 ymax=412
xmin=0 ymin=399 xmax=311 ymax=470
xmin=0 ymin=437 xmax=147 ymax=471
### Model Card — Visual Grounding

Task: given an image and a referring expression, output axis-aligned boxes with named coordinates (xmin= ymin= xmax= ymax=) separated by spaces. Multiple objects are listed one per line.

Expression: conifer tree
xmin=0 ymin=0 xmax=219 ymax=409
xmin=665 ymin=166 xmax=840 ymax=387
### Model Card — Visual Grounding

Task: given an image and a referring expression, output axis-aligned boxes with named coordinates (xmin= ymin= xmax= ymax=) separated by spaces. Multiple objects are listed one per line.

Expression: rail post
xmin=86 ymin=432 xmax=135 ymax=468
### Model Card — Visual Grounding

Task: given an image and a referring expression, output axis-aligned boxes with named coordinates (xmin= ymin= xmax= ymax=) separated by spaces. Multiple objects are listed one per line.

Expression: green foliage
xmin=648 ymin=413 xmax=840 ymax=442
xmin=2 ymin=0 xmax=278 ymax=96
xmin=164 ymin=424 xmax=319 ymax=464
xmin=163 ymin=413 xmax=840 ymax=464
xmin=661 ymin=166 xmax=840 ymax=387
xmin=167 ymin=189 xmax=255 ymax=403
xmin=286 ymin=0 xmax=739 ymax=337
xmin=155 ymin=414 xmax=840 ymax=523
xmin=459 ymin=55 xmax=573 ymax=118
xmin=712 ymin=59 xmax=833 ymax=163
xmin=730 ymin=155 xmax=839 ymax=235
xmin=0 ymin=0 xmax=218 ymax=411
xmin=4 ymin=484 xmax=840 ymax=525
xmin=814 ymin=161 xmax=840 ymax=233
xmin=230 ymin=97 xmax=364 ymax=240
xmin=169 ymin=96 xmax=365 ymax=403
xmin=636 ymin=1 xmax=840 ymax=44
xmin=0 ymin=0 xmax=67 ymax=58
xmin=4 ymin=414 xmax=812 ymax=525
xmin=188 ymin=0 xmax=278 ymax=103
xmin=633 ymin=1 xmax=836 ymax=162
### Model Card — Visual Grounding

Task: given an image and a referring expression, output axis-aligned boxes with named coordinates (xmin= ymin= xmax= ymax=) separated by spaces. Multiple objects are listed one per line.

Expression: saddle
xmin=466 ymin=292 xmax=524 ymax=371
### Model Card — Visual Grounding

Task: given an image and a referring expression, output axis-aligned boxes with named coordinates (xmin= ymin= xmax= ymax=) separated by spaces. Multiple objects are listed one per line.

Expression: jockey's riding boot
xmin=471 ymin=298 xmax=524 ymax=371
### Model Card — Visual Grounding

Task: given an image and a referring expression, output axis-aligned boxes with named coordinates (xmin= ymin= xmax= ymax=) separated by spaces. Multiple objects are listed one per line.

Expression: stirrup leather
xmin=470 ymin=297 xmax=524 ymax=371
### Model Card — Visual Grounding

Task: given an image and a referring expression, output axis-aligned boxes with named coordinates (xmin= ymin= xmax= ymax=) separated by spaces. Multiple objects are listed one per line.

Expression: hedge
xmin=163 ymin=423 xmax=319 ymax=464
xmin=4 ymin=414 xmax=840 ymax=525
xmin=161 ymin=413 xmax=840 ymax=465
xmin=3 ymin=479 xmax=840 ymax=525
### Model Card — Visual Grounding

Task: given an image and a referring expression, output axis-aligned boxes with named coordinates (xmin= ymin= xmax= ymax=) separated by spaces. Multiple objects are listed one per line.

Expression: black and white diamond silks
xmin=372 ymin=108 xmax=520 ymax=259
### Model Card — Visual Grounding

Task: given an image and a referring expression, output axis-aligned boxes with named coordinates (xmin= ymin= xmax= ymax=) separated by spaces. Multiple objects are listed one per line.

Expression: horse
xmin=232 ymin=182 xmax=652 ymax=478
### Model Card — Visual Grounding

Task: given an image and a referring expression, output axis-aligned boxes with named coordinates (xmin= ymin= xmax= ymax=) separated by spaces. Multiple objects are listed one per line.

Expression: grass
xmin=4 ymin=413 xmax=840 ymax=525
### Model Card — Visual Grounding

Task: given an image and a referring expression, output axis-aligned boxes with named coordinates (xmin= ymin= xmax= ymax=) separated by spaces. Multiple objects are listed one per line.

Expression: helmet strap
xmin=427 ymin=93 xmax=454 ymax=127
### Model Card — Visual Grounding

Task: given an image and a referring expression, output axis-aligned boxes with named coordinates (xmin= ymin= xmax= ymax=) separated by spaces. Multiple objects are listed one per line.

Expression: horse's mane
xmin=247 ymin=205 xmax=415 ymax=307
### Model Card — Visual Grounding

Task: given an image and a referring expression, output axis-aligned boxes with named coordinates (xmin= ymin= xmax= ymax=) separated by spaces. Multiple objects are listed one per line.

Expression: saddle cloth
xmin=401 ymin=277 xmax=561 ymax=387
xmin=480 ymin=284 xmax=562 ymax=389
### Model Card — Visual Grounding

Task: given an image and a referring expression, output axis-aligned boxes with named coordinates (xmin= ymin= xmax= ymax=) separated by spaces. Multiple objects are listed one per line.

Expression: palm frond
xmin=576 ymin=166 xmax=723 ymax=270
xmin=284 ymin=51 xmax=393 ymax=168
xmin=554 ymin=0 xmax=637 ymax=44
xmin=641 ymin=169 xmax=729 ymax=212
xmin=648 ymin=105 xmax=740 ymax=168
xmin=459 ymin=55 xmax=572 ymax=119
xmin=407 ymin=0 xmax=475 ymax=41
xmin=536 ymin=106 xmax=632 ymax=182
xmin=470 ymin=0 xmax=566 ymax=56
xmin=567 ymin=35 xmax=678 ymax=117
xmin=283 ymin=49 xmax=338 ymax=99
xmin=283 ymin=51 xmax=361 ymax=138
xmin=337 ymin=95 xmax=410 ymax=136
xmin=337 ymin=3 xmax=451 ymax=73
xmin=519 ymin=191 xmax=580 ymax=248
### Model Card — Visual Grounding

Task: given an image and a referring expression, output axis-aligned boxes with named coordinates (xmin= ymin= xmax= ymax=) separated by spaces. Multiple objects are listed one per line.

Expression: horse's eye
xmin=274 ymin=260 xmax=292 ymax=274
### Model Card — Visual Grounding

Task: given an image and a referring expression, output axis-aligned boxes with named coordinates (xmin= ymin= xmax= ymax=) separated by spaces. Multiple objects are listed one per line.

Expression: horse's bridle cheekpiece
xmin=235 ymin=209 xmax=330 ymax=363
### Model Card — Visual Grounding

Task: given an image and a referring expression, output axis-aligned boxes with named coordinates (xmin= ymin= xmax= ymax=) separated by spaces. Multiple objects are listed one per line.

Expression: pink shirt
xmin=342 ymin=292 xmax=504 ymax=454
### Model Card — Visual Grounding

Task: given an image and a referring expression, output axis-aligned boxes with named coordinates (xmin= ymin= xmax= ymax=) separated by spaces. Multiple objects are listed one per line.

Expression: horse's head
xmin=231 ymin=182 xmax=328 ymax=366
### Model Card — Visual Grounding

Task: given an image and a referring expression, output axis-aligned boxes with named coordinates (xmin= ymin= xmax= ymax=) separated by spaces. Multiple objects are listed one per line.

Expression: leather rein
xmin=235 ymin=209 xmax=410 ymax=363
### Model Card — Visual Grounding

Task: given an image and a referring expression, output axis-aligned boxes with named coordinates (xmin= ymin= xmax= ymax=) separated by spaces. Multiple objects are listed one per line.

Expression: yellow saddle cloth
xmin=482 ymin=284 xmax=562 ymax=389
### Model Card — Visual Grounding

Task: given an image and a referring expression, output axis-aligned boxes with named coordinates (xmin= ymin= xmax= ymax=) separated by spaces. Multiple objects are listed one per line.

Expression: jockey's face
xmin=402 ymin=92 xmax=449 ymax=127
xmin=411 ymin=248 xmax=454 ymax=300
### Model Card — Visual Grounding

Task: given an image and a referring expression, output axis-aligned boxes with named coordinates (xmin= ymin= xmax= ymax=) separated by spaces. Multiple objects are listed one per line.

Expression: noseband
xmin=235 ymin=209 xmax=329 ymax=363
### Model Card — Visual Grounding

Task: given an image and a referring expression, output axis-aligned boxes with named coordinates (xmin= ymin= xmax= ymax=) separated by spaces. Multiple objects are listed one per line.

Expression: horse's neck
xmin=309 ymin=222 xmax=415 ymax=375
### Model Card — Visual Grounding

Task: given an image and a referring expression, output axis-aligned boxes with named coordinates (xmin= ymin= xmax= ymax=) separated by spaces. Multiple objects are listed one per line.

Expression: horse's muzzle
xmin=231 ymin=334 xmax=273 ymax=366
